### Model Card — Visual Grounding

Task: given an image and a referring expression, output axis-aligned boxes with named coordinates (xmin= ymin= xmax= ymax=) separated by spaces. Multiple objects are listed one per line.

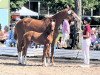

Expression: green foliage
xmin=10 ymin=0 xmax=100 ymax=13
xmin=10 ymin=0 xmax=28 ymax=11
xmin=41 ymin=0 xmax=100 ymax=13
xmin=82 ymin=0 xmax=99 ymax=10
xmin=41 ymin=0 xmax=74 ymax=13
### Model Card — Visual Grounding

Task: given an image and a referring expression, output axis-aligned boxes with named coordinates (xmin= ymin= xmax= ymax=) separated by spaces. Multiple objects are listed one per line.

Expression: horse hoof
xmin=50 ymin=63 xmax=55 ymax=66
xmin=18 ymin=63 xmax=26 ymax=66
xmin=42 ymin=63 xmax=48 ymax=67
xmin=18 ymin=63 xmax=22 ymax=65
xmin=22 ymin=64 xmax=26 ymax=66
xmin=18 ymin=63 xmax=21 ymax=65
xmin=21 ymin=62 xmax=26 ymax=65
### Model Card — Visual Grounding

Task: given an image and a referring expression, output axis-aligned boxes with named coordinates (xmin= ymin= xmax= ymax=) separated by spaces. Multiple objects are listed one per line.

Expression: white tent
xmin=15 ymin=7 xmax=39 ymax=16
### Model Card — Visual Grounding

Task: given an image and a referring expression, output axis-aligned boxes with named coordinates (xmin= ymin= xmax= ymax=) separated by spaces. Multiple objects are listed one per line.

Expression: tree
xmin=41 ymin=0 xmax=100 ymax=13
xmin=74 ymin=0 xmax=82 ymax=49
xmin=82 ymin=0 xmax=99 ymax=10
xmin=10 ymin=0 xmax=28 ymax=11
xmin=10 ymin=0 xmax=100 ymax=13
xmin=41 ymin=0 xmax=74 ymax=13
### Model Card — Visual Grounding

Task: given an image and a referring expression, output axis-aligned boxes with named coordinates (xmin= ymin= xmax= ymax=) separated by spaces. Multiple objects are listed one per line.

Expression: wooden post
xmin=38 ymin=1 xmax=40 ymax=19
xmin=38 ymin=1 xmax=40 ymax=15
xmin=75 ymin=0 xmax=82 ymax=49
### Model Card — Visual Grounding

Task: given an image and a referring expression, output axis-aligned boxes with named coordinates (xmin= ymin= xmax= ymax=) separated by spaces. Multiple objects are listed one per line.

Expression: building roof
xmin=12 ymin=7 xmax=39 ymax=16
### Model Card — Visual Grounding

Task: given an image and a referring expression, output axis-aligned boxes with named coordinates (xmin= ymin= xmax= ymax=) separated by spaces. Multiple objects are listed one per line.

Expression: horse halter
xmin=68 ymin=10 xmax=72 ymax=15
xmin=67 ymin=9 xmax=73 ymax=15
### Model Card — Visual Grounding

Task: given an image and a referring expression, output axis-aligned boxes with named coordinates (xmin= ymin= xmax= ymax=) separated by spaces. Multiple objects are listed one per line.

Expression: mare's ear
xmin=66 ymin=4 xmax=73 ymax=15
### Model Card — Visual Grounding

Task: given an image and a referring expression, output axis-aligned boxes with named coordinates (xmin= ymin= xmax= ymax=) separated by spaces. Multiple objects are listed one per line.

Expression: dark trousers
xmin=70 ymin=34 xmax=78 ymax=49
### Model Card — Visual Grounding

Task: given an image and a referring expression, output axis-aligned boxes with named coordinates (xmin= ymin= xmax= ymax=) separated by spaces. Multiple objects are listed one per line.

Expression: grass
xmin=55 ymin=32 xmax=62 ymax=44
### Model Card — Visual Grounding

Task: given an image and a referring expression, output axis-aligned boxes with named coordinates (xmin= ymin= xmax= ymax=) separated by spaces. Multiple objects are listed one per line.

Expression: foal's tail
xmin=14 ymin=27 xmax=17 ymax=40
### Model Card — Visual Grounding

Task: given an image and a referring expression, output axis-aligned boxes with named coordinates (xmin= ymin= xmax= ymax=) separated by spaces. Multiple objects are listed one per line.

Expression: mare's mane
xmin=52 ymin=8 xmax=68 ymax=19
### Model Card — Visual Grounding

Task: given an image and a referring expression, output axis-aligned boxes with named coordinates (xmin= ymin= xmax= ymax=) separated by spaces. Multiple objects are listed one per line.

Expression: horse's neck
xmin=52 ymin=10 xmax=68 ymax=28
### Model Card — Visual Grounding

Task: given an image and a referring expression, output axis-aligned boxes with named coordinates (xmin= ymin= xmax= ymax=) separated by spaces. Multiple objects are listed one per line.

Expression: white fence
xmin=0 ymin=47 xmax=100 ymax=60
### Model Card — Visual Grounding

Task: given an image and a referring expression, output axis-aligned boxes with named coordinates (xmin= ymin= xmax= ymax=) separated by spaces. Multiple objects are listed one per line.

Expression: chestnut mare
xmin=14 ymin=8 xmax=75 ymax=65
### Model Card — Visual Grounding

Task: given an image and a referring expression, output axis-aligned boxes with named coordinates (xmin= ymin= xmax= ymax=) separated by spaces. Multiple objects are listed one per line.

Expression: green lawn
xmin=55 ymin=32 xmax=62 ymax=43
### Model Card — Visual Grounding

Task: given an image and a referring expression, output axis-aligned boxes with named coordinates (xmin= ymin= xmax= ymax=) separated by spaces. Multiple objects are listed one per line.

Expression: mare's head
xmin=51 ymin=7 xmax=76 ymax=26
xmin=64 ymin=8 xmax=75 ymax=21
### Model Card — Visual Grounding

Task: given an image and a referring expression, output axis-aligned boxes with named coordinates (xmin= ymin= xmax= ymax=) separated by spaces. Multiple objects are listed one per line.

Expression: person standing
xmin=91 ymin=28 xmax=97 ymax=49
xmin=81 ymin=17 xmax=91 ymax=67
xmin=4 ymin=25 xmax=16 ymax=47
xmin=70 ymin=20 xmax=78 ymax=49
xmin=62 ymin=18 xmax=70 ymax=48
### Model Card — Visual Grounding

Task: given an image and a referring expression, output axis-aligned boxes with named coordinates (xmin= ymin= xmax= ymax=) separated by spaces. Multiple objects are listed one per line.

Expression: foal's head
xmin=44 ymin=20 xmax=55 ymax=36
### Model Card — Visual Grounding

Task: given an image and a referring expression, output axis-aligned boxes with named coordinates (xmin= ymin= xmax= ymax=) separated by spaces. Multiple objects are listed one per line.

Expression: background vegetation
xmin=10 ymin=0 xmax=100 ymax=13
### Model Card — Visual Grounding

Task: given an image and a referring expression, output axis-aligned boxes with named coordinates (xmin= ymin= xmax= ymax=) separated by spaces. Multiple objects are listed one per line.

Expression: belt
xmin=83 ymin=37 xmax=90 ymax=39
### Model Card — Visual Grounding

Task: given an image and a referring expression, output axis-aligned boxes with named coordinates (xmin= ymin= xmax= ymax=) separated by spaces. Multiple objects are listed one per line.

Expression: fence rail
xmin=0 ymin=47 xmax=100 ymax=60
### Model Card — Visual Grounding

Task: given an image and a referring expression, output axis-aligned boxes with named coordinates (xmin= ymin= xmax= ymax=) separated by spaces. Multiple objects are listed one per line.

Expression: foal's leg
xmin=42 ymin=44 xmax=50 ymax=66
xmin=51 ymin=42 xmax=55 ymax=65
xmin=42 ymin=44 xmax=47 ymax=66
xmin=46 ymin=44 xmax=51 ymax=65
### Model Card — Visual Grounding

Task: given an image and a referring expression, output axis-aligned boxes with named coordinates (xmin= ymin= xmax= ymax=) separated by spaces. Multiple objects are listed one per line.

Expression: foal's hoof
xmin=50 ymin=63 xmax=55 ymax=66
